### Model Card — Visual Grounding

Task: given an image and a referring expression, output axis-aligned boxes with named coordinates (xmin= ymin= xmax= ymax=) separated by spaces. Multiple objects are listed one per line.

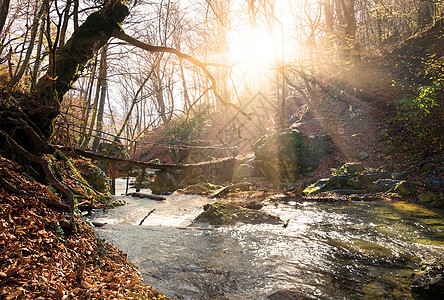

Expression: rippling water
xmin=90 ymin=179 xmax=444 ymax=299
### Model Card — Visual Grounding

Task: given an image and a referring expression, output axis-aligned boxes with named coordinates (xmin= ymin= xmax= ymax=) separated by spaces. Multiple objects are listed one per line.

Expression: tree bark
xmin=31 ymin=0 xmax=129 ymax=139
xmin=92 ymin=44 xmax=108 ymax=152
xmin=0 ymin=0 xmax=10 ymax=36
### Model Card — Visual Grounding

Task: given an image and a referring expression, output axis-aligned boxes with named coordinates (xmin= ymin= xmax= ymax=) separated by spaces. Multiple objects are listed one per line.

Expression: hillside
xmin=295 ymin=19 xmax=443 ymax=183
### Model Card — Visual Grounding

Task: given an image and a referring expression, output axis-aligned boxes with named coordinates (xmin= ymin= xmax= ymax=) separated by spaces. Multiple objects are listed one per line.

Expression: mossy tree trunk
xmin=26 ymin=0 xmax=129 ymax=142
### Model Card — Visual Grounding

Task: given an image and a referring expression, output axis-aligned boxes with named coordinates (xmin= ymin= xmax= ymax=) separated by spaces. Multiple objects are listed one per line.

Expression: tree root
xmin=0 ymin=130 xmax=75 ymax=219
xmin=0 ymin=176 xmax=71 ymax=212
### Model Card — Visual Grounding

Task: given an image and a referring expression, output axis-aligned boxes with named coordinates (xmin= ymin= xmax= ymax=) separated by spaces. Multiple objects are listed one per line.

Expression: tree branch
xmin=112 ymin=30 xmax=251 ymax=120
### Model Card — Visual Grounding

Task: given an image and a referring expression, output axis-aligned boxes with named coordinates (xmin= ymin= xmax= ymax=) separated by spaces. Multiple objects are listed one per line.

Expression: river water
xmin=90 ymin=179 xmax=444 ymax=299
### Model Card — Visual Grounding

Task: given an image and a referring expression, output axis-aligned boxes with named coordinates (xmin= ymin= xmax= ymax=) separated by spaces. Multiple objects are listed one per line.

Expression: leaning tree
xmin=0 ymin=0 xmax=245 ymax=222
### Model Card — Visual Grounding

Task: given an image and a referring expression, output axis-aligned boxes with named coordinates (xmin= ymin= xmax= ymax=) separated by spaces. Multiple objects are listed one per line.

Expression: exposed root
xmin=0 ymin=130 xmax=74 ymax=221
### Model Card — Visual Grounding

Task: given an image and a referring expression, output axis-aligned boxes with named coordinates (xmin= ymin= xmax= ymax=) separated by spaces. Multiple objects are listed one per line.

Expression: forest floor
xmin=0 ymin=155 xmax=170 ymax=299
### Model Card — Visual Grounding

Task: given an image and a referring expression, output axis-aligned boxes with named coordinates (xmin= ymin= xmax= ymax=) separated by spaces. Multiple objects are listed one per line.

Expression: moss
xmin=181 ymin=183 xmax=217 ymax=194
xmin=194 ymin=201 xmax=281 ymax=225
xmin=254 ymin=130 xmax=318 ymax=183
xmin=362 ymin=269 xmax=414 ymax=299
xmin=202 ymin=183 xmax=223 ymax=190
xmin=328 ymin=238 xmax=397 ymax=260
xmin=419 ymin=192 xmax=438 ymax=203
xmin=389 ymin=201 xmax=441 ymax=218
xmin=73 ymin=158 xmax=112 ymax=194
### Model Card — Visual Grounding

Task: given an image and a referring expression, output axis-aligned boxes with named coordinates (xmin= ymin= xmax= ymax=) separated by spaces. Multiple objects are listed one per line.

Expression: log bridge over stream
xmin=53 ymin=143 xmax=238 ymax=195
xmin=52 ymin=122 xmax=240 ymax=194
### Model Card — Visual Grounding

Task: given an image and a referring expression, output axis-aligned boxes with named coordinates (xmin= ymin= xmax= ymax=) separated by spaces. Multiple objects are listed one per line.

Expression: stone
xmin=378 ymin=164 xmax=395 ymax=173
xmin=421 ymin=163 xmax=434 ymax=174
xmin=411 ymin=259 xmax=444 ymax=299
xmin=73 ymin=158 xmax=112 ymax=194
xmin=194 ymin=201 xmax=281 ymax=225
xmin=357 ymin=170 xmax=392 ymax=188
xmin=392 ymin=171 xmax=411 ymax=180
xmin=150 ymin=171 xmax=177 ymax=194
xmin=181 ymin=183 xmax=223 ymax=194
xmin=339 ymin=162 xmax=366 ymax=175
xmin=254 ymin=129 xmax=331 ymax=183
xmin=424 ymin=177 xmax=444 ymax=192
xmin=368 ymin=179 xmax=401 ymax=193
xmin=393 ymin=181 xmax=417 ymax=196
xmin=233 ymin=163 xmax=255 ymax=182
xmin=303 ymin=175 xmax=351 ymax=195
xmin=431 ymin=197 xmax=444 ymax=209
xmin=419 ymin=192 xmax=438 ymax=204
xmin=357 ymin=151 xmax=370 ymax=161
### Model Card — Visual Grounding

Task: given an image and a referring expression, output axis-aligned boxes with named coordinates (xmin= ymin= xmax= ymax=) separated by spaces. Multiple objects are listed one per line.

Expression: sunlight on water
xmin=91 ymin=185 xmax=444 ymax=299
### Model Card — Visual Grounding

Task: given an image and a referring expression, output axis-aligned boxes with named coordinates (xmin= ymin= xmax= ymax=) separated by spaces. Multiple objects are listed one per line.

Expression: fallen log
xmin=127 ymin=192 xmax=166 ymax=201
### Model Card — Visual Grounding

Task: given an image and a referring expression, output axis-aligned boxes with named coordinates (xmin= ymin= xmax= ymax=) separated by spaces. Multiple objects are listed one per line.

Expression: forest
xmin=0 ymin=0 xmax=443 ymax=299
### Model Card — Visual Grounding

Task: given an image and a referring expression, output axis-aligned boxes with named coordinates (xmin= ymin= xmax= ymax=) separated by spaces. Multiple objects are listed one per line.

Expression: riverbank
xmin=0 ymin=155 xmax=169 ymax=299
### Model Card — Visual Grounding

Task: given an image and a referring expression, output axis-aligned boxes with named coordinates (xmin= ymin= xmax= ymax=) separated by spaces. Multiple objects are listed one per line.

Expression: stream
xmin=90 ymin=178 xmax=444 ymax=299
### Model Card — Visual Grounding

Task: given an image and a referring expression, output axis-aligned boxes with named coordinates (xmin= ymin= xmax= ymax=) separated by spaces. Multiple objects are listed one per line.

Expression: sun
xmin=229 ymin=25 xmax=279 ymax=66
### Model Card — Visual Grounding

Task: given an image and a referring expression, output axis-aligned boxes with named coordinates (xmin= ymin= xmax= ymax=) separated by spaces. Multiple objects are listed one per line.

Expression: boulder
xmin=254 ymin=130 xmax=331 ymax=183
xmin=233 ymin=163 xmax=256 ymax=182
xmin=303 ymin=176 xmax=351 ymax=195
xmin=424 ymin=177 xmax=444 ymax=192
xmin=356 ymin=170 xmax=392 ymax=188
xmin=150 ymin=171 xmax=177 ymax=194
xmin=194 ymin=201 xmax=281 ymax=225
xmin=73 ymin=159 xmax=112 ymax=194
xmin=181 ymin=183 xmax=223 ymax=195
xmin=418 ymin=192 xmax=444 ymax=208
xmin=357 ymin=151 xmax=370 ymax=161
xmin=411 ymin=258 xmax=444 ymax=299
xmin=419 ymin=192 xmax=438 ymax=204
xmin=392 ymin=171 xmax=411 ymax=180
xmin=338 ymin=162 xmax=366 ymax=176
xmin=368 ymin=179 xmax=401 ymax=193
xmin=393 ymin=181 xmax=417 ymax=196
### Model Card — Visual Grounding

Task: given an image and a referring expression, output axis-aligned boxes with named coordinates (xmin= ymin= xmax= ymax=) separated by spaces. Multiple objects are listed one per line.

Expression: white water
xmin=90 ymin=178 xmax=444 ymax=299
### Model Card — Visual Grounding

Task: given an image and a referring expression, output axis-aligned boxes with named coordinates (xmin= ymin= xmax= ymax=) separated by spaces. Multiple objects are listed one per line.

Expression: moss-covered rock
xmin=337 ymin=162 xmax=366 ymax=176
xmin=150 ymin=171 xmax=176 ymax=194
xmin=181 ymin=183 xmax=223 ymax=195
xmin=393 ymin=180 xmax=417 ymax=196
xmin=303 ymin=175 xmax=351 ymax=195
xmin=194 ymin=201 xmax=282 ymax=225
xmin=233 ymin=163 xmax=255 ymax=182
xmin=368 ymin=179 xmax=400 ymax=193
xmin=254 ymin=130 xmax=330 ymax=183
xmin=73 ymin=158 xmax=112 ymax=194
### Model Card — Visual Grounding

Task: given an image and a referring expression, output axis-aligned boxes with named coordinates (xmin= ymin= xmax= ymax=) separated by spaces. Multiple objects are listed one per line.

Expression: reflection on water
xmin=91 ymin=179 xmax=444 ymax=299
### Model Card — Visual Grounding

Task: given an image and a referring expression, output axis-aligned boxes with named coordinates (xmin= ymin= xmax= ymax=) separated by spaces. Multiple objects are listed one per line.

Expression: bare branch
xmin=112 ymin=30 xmax=250 ymax=120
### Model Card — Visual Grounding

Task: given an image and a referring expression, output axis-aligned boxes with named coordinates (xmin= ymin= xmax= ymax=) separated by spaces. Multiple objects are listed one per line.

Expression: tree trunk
xmin=31 ymin=21 xmax=46 ymax=91
xmin=30 ymin=0 xmax=129 ymax=140
xmin=8 ymin=0 xmax=48 ymax=89
xmin=0 ymin=0 xmax=10 ymax=36
xmin=92 ymin=44 xmax=108 ymax=153
xmin=81 ymin=53 xmax=104 ymax=150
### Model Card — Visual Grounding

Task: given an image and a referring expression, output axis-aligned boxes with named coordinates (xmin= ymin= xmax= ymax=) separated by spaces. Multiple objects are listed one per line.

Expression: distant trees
xmin=0 ymin=0 xmax=442 ymax=156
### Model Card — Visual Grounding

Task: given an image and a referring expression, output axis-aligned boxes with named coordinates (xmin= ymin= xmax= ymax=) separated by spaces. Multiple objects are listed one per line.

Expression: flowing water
xmin=90 ymin=179 xmax=444 ymax=299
